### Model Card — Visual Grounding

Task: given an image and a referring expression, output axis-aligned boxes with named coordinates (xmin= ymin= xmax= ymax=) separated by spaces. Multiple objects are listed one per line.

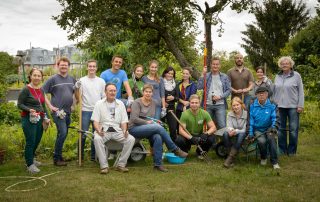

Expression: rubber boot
xmin=223 ymin=147 xmax=238 ymax=168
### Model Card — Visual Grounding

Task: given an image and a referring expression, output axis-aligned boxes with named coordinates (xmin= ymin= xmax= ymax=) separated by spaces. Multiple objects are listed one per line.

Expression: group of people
xmin=17 ymin=53 xmax=304 ymax=174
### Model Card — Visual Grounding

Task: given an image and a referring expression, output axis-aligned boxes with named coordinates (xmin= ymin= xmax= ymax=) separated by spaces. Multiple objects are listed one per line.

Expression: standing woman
xmin=252 ymin=66 xmax=273 ymax=99
xmin=142 ymin=60 xmax=166 ymax=120
xmin=18 ymin=68 xmax=50 ymax=173
xmin=162 ymin=66 xmax=179 ymax=141
xmin=128 ymin=64 xmax=144 ymax=99
xmin=273 ymin=56 xmax=304 ymax=156
xmin=223 ymin=97 xmax=247 ymax=168
xmin=176 ymin=67 xmax=197 ymax=120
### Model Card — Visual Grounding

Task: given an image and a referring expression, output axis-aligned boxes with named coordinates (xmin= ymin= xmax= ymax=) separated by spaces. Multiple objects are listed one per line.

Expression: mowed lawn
xmin=0 ymin=103 xmax=319 ymax=201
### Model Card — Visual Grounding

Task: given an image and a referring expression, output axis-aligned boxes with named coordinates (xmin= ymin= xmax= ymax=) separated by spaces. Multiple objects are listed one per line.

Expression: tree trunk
xmin=204 ymin=18 xmax=213 ymax=70
xmin=160 ymin=30 xmax=200 ymax=79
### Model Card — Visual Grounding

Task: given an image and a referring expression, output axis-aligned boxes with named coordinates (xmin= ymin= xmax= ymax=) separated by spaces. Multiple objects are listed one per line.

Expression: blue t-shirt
xmin=100 ymin=69 xmax=128 ymax=99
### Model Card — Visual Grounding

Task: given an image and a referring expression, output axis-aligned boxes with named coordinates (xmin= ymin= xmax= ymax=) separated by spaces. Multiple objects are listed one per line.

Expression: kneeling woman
xmin=223 ymin=97 xmax=247 ymax=168
xmin=128 ymin=84 xmax=188 ymax=172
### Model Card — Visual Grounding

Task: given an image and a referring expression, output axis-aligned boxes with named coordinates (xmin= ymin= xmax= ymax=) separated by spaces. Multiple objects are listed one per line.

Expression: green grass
xmin=0 ymin=101 xmax=319 ymax=201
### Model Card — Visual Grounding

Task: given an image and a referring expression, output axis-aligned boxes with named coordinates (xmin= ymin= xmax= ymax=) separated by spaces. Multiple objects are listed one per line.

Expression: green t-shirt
xmin=128 ymin=78 xmax=144 ymax=99
xmin=180 ymin=109 xmax=212 ymax=135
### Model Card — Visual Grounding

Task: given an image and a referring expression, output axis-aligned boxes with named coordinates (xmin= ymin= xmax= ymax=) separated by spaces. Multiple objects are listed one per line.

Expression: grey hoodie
xmin=273 ymin=70 xmax=304 ymax=108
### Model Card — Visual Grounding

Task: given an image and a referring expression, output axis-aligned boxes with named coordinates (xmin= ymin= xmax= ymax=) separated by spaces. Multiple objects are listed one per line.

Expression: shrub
xmin=0 ymin=102 xmax=20 ymax=125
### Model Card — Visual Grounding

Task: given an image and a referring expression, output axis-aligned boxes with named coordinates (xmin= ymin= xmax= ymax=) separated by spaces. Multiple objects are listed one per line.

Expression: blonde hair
xmin=148 ymin=60 xmax=160 ymax=83
xmin=231 ymin=97 xmax=246 ymax=111
xmin=189 ymin=94 xmax=200 ymax=102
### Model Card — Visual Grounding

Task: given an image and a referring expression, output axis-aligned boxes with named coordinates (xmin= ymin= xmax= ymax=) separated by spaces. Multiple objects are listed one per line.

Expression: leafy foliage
xmin=281 ymin=17 xmax=320 ymax=100
xmin=241 ymin=0 xmax=310 ymax=72
xmin=0 ymin=102 xmax=20 ymax=125
xmin=0 ymin=52 xmax=19 ymax=99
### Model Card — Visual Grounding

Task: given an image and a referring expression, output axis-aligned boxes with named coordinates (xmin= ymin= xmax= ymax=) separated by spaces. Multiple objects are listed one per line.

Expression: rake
xmin=168 ymin=110 xmax=212 ymax=163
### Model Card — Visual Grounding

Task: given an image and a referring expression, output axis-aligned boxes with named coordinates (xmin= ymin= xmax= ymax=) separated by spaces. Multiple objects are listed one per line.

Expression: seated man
xmin=248 ymin=86 xmax=280 ymax=169
xmin=91 ymin=83 xmax=135 ymax=174
xmin=175 ymin=94 xmax=216 ymax=159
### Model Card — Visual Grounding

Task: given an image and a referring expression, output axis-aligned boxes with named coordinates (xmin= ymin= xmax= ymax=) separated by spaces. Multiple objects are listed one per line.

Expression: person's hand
xmin=202 ymin=66 xmax=207 ymax=75
xmin=123 ymin=130 xmax=128 ymax=138
xmin=29 ymin=109 xmax=37 ymax=116
xmin=49 ymin=105 xmax=59 ymax=112
xmin=74 ymin=80 xmax=81 ymax=89
xmin=297 ymin=107 xmax=303 ymax=113
xmin=127 ymin=96 xmax=134 ymax=106
xmin=161 ymin=108 xmax=167 ymax=118
xmin=267 ymin=127 xmax=278 ymax=136
xmin=166 ymin=95 xmax=174 ymax=102
xmin=228 ymin=129 xmax=236 ymax=137
xmin=237 ymin=89 xmax=244 ymax=93
xmin=96 ymin=127 xmax=105 ymax=137
xmin=200 ymin=133 xmax=209 ymax=143
xmin=190 ymin=136 xmax=200 ymax=145
xmin=183 ymin=100 xmax=189 ymax=106
xmin=247 ymin=135 xmax=254 ymax=143
xmin=212 ymin=95 xmax=221 ymax=101
xmin=147 ymin=120 xmax=153 ymax=124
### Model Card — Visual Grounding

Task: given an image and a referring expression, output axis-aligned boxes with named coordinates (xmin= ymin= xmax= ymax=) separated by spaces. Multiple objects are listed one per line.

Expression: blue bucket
xmin=164 ymin=152 xmax=186 ymax=164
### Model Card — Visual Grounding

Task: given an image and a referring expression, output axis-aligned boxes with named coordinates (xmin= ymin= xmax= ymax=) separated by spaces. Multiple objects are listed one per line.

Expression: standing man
xmin=43 ymin=57 xmax=76 ymax=166
xmin=74 ymin=60 xmax=106 ymax=161
xmin=198 ymin=57 xmax=231 ymax=129
xmin=100 ymin=55 xmax=134 ymax=106
xmin=248 ymin=87 xmax=280 ymax=170
xmin=227 ymin=53 xmax=254 ymax=109
xmin=92 ymin=83 xmax=135 ymax=174
xmin=175 ymin=94 xmax=216 ymax=159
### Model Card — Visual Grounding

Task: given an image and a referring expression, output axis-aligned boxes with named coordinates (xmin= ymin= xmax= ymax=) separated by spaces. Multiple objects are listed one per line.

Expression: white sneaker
xmin=260 ymin=159 xmax=267 ymax=166
xmin=108 ymin=153 xmax=115 ymax=160
xmin=27 ymin=164 xmax=40 ymax=174
xmin=33 ymin=159 xmax=42 ymax=167
xmin=273 ymin=163 xmax=281 ymax=169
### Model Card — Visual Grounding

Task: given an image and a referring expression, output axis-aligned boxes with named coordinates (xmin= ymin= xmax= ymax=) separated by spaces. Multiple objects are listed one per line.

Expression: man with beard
xmin=227 ymin=53 xmax=254 ymax=109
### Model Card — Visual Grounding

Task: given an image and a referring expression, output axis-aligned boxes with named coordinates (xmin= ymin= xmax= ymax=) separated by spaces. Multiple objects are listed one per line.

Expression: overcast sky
xmin=0 ymin=0 xmax=318 ymax=56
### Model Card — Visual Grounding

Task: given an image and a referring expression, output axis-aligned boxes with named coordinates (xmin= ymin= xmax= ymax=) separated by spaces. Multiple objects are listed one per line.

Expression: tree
xmin=189 ymin=0 xmax=254 ymax=69
xmin=241 ymin=0 xmax=310 ymax=72
xmin=54 ymin=0 xmax=202 ymax=76
xmin=0 ymin=52 xmax=18 ymax=99
xmin=281 ymin=13 xmax=320 ymax=99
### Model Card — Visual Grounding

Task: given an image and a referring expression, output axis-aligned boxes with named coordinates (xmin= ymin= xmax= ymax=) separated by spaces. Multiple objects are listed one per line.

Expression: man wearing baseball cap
xmin=248 ymin=86 xmax=280 ymax=169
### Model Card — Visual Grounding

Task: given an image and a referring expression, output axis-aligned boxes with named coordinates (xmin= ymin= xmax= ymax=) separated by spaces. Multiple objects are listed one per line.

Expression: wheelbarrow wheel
xmin=215 ymin=142 xmax=228 ymax=158
xmin=129 ymin=143 xmax=146 ymax=162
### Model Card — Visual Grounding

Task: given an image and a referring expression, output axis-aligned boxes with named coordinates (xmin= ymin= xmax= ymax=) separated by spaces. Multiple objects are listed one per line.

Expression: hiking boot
xmin=100 ymin=167 xmax=109 ymax=174
xmin=154 ymin=165 xmax=168 ymax=172
xmin=54 ymin=160 xmax=67 ymax=166
xmin=115 ymin=166 xmax=129 ymax=173
xmin=27 ymin=164 xmax=40 ymax=174
xmin=260 ymin=159 xmax=267 ymax=166
xmin=273 ymin=163 xmax=281 ymax=169
xmin=173 ymin=148 xmax=188 ymax=158
xmin=33 ymin=159 xmax=42 ymax=167
xmin=223 ymin=147 xmax=237 ymax=168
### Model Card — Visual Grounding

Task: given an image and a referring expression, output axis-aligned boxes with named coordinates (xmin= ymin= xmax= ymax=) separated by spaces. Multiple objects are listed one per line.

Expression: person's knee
xmin=93 ymin=135 xmax=103 ymax=145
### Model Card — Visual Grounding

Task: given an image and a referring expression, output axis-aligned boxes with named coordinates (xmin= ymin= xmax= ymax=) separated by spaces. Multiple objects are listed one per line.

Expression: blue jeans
xmin=255 ymin=131 xmax=278 ymax=165
xmin=52 ymin=113 xmax=71 ymax=162
xmin=243 ymin=94 xmax=252 ymax=111
xmin=206 ymin=104 xmax=226 ymax=129
xmin=154 ymin=105 xmax=162 ymax=120
xmin=223 ymin=131 xmax=246 ymax=151
xmin=278 ymin=108 xmax=300 ymax=155
xmin=78 ymin=111 xmax=95 ymax=160
xmin=129 ymin=123 xmax=178 ymax=166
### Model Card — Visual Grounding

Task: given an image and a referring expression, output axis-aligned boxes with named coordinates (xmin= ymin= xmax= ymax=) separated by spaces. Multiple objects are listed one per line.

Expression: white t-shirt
xmin=91 ymin=98 xmax=128 ymax=132
xmin=80 ymin=76 xmax=106 ymax=111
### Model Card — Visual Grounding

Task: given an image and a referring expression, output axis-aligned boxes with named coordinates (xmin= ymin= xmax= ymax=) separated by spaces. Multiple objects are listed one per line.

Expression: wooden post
xmin=78 ymin=87 xmax=82 ymax=166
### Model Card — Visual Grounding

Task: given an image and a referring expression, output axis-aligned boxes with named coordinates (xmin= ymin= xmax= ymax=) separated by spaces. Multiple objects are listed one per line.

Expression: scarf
xmin=163 ymin=78 xmax=176 ymax=91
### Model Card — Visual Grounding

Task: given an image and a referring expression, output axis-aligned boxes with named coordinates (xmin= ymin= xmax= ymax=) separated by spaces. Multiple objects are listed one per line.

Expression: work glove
xmin=267 ymin=127 xmax=278 ymax=136
xmin=127 ymin=96 xmax=134 ymax=107
xmin=200 ymin=133 xmax=209 ymax=143
xmin=190 ymin=136 xmax=200 ymax=145
xmin=160 ymin=108 xmax=167 ymax=118
xmin=74 ymin=80 xmax=81 ymax=89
